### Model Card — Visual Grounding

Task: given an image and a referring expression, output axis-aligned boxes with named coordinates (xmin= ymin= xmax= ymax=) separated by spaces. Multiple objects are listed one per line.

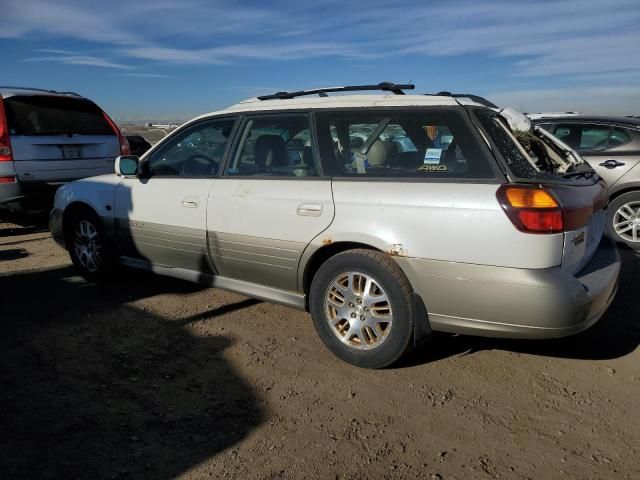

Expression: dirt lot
xmin=1 ymin=218 xmax=639 ymax=480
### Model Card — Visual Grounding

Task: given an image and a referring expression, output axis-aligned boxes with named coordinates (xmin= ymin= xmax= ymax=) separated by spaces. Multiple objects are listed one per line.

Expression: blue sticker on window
xmin=424 ymin=148 xmax=442 ymax=164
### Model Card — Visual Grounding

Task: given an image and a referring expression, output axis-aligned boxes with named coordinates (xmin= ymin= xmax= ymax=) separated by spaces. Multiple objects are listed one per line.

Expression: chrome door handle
xmin=182 ymin=197 xmax=200 ymax=208
xmin=297 ymin=203 xmax=323 ymax=217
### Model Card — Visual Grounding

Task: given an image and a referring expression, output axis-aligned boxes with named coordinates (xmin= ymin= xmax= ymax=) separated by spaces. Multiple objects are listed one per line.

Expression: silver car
xmin=532 ymin=115 xmax=640 ymax=248
xmin=50 ymin=83 xmax=620 ymax=368
xmin=0 ymin=86 xmax=129 ymax=212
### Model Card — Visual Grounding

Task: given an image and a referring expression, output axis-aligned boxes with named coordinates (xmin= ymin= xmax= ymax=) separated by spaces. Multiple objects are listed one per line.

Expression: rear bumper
xmin=395 ymin=237 xmax=621 ymax=339
xmin=50 ymin=207 xmax=65 ymax=248
xmin=0 ymin=181 xmax=23 ymax=210
xmin=0 ymin=181 xmax=61 ymax=212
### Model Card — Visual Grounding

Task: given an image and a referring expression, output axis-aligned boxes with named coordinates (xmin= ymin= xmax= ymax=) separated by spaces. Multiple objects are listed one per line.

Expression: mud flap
xmin=413 ymin=292 xmax=432 ymax=347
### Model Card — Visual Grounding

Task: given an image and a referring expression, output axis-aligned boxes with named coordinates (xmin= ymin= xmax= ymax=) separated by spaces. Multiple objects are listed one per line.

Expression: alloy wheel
xmin=613 ymin=201 xmax=640 ymax=243
xmin=324 ymin=271 xmax=393 ymax=350
xmin=73 ymin=220 xmax=103 ymax=272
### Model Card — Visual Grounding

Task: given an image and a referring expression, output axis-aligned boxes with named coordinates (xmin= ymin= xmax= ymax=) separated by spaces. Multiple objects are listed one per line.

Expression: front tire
xmin=607 ymin=191 xmax=640 ymax=249
xmin=309 ymin=249 xmax=414 ymax=369
xmin=65 ymin=211 xmax=116 ymax=280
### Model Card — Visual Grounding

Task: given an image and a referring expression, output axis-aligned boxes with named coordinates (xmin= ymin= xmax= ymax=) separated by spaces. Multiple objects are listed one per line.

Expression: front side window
xmin=146 ymin=118 xmax=236 ymax=177
xmin=317 ymin=109 xmax=495 ymax=179
xmin=225 ymin=114 xmax=317 ymax=177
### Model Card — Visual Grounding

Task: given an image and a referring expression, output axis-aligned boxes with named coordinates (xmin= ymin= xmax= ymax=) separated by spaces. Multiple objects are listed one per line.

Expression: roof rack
xmin=257 ymin=82 xmax=415 ymax=101
xmin=425 ymin=92 xmax=498 ymax=109
xmin=0 ymin=86 xmax=81 ymax=96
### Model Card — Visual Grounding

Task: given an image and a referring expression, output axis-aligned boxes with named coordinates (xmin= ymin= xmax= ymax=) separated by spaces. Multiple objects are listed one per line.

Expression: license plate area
xmin=61 ymin=145 xmax=82 ymax=159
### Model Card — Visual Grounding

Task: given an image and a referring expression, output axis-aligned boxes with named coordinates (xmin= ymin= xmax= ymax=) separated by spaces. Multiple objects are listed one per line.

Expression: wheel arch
xmin=301 ymin=241 xmax=383 ymax=300
xmin=608 ymin=183 xmax=640 ymax=203
xmin=62 ymin=201 xmax=101 ymax=237
xmin=300 ymin=239 xmax=432 ymax=346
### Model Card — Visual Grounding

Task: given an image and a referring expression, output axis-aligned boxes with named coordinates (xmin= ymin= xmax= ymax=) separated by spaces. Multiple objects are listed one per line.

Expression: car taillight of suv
xmin=0 ymin=96 xmax=16 ymax=184
xmin=103 ymin=112 xmax=131 ymax=156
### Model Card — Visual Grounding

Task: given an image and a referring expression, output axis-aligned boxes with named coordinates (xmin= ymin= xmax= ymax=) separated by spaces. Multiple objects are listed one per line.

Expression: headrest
xmin=287 ymin=138 xmax=305 ymax=150
xmin=367 ymin=140 xmax=393 ymax=166
xmin=254 ymin=135 xmax=287 ymax=168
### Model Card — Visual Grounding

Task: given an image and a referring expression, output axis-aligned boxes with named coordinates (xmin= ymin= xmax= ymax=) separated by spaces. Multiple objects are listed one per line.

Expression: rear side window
xmin=225 ymin=114 xmax=317 ymax=177
xmin=474 ymin=109 xmax=552 ymax=180
xmin=316 ymin=109 xmax=495 ymax=179
xmin=579 ymin=125 xmax=611 ymax=149
xmin=608 ymin=127 xmax=632 ymax=149
xmin=2 ymin=95 xmax=113 ymax=136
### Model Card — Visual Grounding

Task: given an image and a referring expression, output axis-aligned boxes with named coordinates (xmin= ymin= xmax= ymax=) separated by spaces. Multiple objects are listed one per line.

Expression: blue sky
xmin=1 ymin=0 xmax=639 ymax=121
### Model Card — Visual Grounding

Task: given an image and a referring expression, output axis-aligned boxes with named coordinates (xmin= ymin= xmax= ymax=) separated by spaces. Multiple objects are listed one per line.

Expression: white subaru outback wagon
xmin=51 ymin=83 xmax=620 ymax=368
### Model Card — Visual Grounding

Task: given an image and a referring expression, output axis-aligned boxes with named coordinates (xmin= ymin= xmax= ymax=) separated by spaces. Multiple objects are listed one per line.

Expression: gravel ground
xmin=1 ymin=218 xmax=639 ymax=480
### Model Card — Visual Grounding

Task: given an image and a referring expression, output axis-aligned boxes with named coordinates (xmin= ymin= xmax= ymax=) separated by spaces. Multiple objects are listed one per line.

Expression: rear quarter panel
xmin=309 ymin=181 xmax=564 ymax=268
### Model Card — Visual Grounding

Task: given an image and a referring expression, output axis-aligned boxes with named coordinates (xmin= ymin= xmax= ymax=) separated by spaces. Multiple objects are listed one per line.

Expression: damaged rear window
xmin=474 ymin=109 xmax=557 ymax=181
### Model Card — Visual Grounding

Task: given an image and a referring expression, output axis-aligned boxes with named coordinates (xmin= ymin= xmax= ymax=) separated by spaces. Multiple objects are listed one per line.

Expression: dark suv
xmin=533 ymin=115 xmax=640 ymax=248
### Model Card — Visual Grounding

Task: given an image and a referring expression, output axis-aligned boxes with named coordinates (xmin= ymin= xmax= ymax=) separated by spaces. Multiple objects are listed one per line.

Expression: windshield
xmin=3 ymin=95 xmax=114 ymax=136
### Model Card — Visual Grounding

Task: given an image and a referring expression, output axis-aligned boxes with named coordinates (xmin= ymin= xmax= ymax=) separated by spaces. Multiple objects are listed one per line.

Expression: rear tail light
xmin=0 ymin=96 xmax=13 ymax=162
xmin=0 ymin=176 xmax=16 ymax=184
xmin=103 ymin=111 xmax=131 ymax=156
xmin=497 ymin=185 xmax=564 ymax=233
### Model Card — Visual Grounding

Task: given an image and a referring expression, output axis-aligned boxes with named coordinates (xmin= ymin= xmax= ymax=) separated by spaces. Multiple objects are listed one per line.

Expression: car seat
xmin=442 ymin=140 xmax=468 ymax=175
xmin=253 ymin=135 xmax=289 ymax=175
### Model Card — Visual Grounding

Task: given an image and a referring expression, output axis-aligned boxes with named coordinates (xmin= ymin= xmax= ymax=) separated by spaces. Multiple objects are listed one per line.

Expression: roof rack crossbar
xmin=257 ymin=82 xmax=415 ymax=101
xmin=425 ymin=92 xmax=498 ymax=109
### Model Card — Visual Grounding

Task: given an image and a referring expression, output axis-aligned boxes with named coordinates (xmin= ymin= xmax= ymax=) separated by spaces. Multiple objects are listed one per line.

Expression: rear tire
xmin=607 ymin=191 xmax=640 ymax=249
xmin=65 ymin=210 xmax=117 ymax=281
xmin=309 ymin=249 xmax=414 ymax=369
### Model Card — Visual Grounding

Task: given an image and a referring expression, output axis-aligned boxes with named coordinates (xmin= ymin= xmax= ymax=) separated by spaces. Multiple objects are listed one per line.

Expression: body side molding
xmin=120 ymin=256 xmax=306 ymax=310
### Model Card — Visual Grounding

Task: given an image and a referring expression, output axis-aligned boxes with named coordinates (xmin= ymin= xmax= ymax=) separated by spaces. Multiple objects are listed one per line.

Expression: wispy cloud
xmin=394 ymin=0 xmax=640 ymax=81
xmin=120 ymin=72 xmax=171 ymax=78
xmin=4 ymin=0 xmax=639 ymax=82
xmin=33 ymin=48 xmax=79 ymax=55
xmin=122 ymin=43 xmax=363 ymax=64
xmin=0 ymin=0 xmax=141 ymax=44
xmin=23 ymin=54 xmax=132 ymax=69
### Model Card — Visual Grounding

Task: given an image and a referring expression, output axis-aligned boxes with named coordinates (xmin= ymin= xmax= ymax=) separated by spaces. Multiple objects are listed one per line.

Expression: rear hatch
xmin=545 ymin=182 xmax=608 ymax=274
xmin=3 ymin=94 xmax=119 ymax=182
xmin=472 ymin=106 xmax=609 ymax=274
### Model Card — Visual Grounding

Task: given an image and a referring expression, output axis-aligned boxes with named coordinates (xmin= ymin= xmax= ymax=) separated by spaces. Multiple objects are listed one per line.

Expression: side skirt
xmin=120 ymin=256 xmax=306 ymax=310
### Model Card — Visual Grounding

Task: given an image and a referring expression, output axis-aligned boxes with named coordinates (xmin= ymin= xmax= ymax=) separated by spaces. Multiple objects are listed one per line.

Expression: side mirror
xmin=115 ymin=155 xmax=140 ymax=176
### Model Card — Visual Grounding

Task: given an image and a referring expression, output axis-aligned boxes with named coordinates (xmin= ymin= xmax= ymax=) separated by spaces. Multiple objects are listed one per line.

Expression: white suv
xmin=50 ymin=83 xmax=620 ymax=368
